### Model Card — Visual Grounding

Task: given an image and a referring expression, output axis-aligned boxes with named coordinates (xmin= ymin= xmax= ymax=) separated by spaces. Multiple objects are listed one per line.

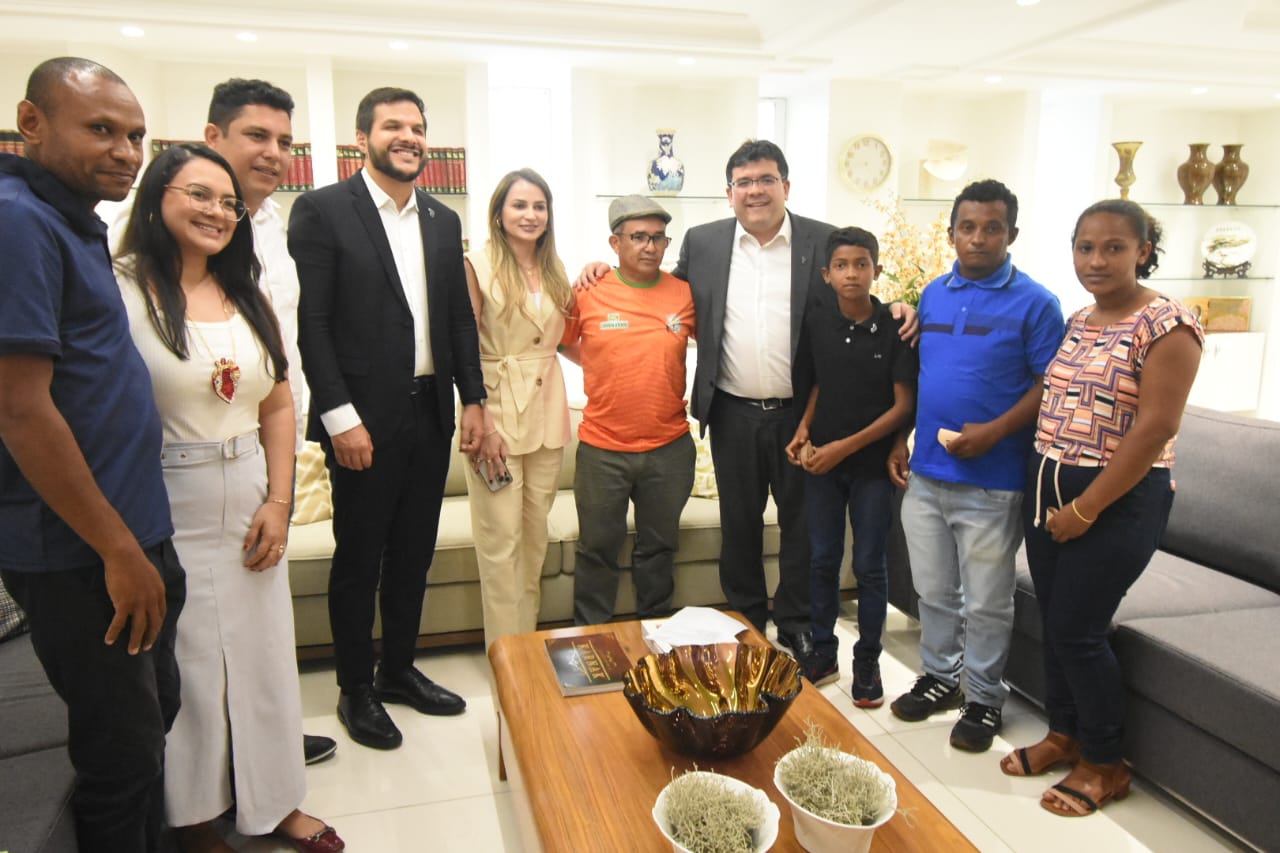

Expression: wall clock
xmin=839 ymin=134 xmax=893 ymax=193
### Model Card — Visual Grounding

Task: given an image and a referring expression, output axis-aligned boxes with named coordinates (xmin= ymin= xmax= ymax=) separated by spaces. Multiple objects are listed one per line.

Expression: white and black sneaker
xmin=950 ymin=702 xmax=1003 ymax=752
xmin=890 ymin=674 xmax=964 ymax=722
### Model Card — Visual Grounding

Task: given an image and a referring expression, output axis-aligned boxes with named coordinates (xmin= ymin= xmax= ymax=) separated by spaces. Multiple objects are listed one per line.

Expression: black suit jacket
xmin=673 ymin=210 xmax=835 ymax=428
xmin=288 ymin=173 xmax=484 ymax=447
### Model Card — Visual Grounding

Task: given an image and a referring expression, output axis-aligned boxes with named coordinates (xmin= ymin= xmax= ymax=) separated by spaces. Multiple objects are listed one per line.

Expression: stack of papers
xmin=641 ymin=607 xmax=748 ymax=655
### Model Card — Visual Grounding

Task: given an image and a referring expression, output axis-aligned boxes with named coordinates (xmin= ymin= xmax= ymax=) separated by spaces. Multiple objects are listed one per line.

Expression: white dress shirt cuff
xmin=320 ymin=404 xmax=362 ymax=438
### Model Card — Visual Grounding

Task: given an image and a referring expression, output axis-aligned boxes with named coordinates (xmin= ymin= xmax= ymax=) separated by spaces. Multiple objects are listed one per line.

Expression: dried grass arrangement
xmin=775 ymin=725 xmax=894 ymax=827
xmin=659 ymin=769 xmax=769 ymax=853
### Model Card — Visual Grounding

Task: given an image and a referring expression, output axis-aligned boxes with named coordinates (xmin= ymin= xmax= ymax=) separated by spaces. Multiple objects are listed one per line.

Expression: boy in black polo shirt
xmin=786 ymin=227 xmax=917 ymax=705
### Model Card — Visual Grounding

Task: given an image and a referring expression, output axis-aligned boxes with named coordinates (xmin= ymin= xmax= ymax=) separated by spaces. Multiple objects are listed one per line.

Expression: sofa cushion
xmin=0 ymin=745 xmax=76 ymax=853
xmin=1114 ymin=606 xmax=1280 ymax=771
xmin=1012 ymin=548 xmax=1280 ymax=644
xmin=291 ymin=441 xmax=333 ymax=525
xmin=0 ymin=634 xmax=66 ymax=759
xmin=1161 ymin=407 xmax=1280 ymax=594
xmin=0 ymin=574 xmax=28 ymax=641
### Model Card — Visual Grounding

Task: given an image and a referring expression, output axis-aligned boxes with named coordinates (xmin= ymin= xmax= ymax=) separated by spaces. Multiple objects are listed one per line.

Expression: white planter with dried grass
xmin=773 ymin=729 xmax=897 ymax=853
xmin=652 ymin=769 xmax=779 ymax=853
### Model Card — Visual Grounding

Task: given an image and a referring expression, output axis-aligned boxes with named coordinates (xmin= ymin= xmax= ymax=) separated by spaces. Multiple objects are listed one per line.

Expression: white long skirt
xmin=161 ymin=438 xmax=305 ymax=834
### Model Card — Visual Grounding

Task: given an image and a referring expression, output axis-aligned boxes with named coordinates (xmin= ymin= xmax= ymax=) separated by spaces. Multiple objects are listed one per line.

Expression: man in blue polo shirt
xmin=887 ymin=179 xmax=1063 ymax=753
xmin=0 ymin=57 xmax=184 ymax=852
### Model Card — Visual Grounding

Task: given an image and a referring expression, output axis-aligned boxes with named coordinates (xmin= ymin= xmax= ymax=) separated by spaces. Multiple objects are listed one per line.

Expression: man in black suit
xmin=674 ymin=140 xmax=916 ymax=680
xmin=289 ymin=87 xmax=485 ymax=750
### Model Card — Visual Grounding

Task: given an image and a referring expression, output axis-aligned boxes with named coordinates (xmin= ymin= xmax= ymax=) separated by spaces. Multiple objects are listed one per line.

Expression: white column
xmin=305 ymin=57 xmax=337 ymax=188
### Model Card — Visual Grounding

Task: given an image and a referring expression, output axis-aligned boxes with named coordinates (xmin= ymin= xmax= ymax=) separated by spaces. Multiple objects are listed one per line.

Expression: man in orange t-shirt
xmin=560 ymin=195 xmax=696 ymax=624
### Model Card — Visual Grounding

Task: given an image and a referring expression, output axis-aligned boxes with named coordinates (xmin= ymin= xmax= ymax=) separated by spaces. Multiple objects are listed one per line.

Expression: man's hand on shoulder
xmin=889 ymin=302 xmax=920 ymax=346
xmin=574 ymin=262 xmax=611 ymax=291
xmin=332 ymin=424 xmax=374 ymax=470
xmin=102 ymin=546 xmax=166 ymax=654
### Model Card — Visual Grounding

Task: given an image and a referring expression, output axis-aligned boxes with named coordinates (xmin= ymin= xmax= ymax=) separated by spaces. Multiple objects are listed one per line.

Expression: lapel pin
xmin=427 ymin=208 xmax=435 ymax=218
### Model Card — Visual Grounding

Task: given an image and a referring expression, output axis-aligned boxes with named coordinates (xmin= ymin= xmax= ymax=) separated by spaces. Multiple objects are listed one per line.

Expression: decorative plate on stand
xmin=1201 ymin=221 xmax=1257 ymax=278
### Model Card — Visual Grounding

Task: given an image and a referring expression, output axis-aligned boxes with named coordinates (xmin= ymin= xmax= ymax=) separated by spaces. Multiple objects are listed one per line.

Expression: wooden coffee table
xmin=489 ymin=616 xmax=977 ymax=852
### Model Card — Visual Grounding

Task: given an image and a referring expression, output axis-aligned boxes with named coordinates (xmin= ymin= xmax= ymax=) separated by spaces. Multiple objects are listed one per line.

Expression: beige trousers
xmin=465 ymin=444 xmax=564 ymax=648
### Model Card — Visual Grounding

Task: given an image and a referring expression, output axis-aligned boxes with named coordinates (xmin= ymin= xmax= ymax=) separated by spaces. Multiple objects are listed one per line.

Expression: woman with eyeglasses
xmin=462 ymin=169 xmax=575 ymax=649
xmin=115 ymin=144 xmax=342 ymax=853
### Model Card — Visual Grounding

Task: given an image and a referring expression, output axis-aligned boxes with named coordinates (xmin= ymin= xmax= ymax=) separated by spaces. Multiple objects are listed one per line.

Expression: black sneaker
xmin=889 ymin=674 xmax=964 ymax=722
xmin=950 ymin=702 xmax=1003 ymax=752
xmin=804 ymin=656 xmax=840 ymax=687
xmin=851 ymin=661 xmax=884 ymax=708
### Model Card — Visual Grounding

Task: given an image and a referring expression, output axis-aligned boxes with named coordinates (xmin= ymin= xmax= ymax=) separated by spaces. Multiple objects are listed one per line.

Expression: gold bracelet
xmin=266 ymin=497 xmax=290 ymax=506
xmin=1070 ymin=500 xmax=1096 ymax=524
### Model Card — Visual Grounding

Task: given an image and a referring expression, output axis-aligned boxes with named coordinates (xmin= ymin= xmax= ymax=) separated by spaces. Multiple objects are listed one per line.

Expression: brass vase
xmin=1111 ymin=141 xmax=1142 ymax=200
xmin=1176 ymin=143 xmax=1215 ymax=205
xmin=1212 ymin=144 xmax=1249 ymax=205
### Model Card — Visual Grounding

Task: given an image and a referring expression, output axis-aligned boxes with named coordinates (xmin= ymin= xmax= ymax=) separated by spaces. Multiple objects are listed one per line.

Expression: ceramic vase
xmin=1212 ymin=144 xmax=1250 ymax=205
xmin=774 ymin=749 xmax=897 ymax=853
xmin=647 ymin=129 xmax=685 ymax=196
xmin=1111 ymin=141 xmax=1142 ymax=200
xmin=1176 ymin=143 xmax=1215 ymax=205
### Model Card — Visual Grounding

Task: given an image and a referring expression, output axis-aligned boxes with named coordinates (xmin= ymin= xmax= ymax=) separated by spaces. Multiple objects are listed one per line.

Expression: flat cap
xmin=608 ymin=194 xmax=672 ymax=231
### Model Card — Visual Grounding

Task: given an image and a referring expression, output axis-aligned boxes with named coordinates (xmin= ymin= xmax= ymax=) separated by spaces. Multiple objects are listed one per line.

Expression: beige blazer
xmin=468 ymin=246 xmax=570 ymax=455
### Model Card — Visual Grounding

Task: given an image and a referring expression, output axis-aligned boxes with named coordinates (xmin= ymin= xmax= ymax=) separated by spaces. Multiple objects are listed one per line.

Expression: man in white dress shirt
xmin=201 ymin=79 xmax=336 ymax=766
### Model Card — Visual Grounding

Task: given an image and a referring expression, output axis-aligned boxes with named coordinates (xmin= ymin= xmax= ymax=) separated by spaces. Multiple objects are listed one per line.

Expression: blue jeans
xmin=901 ymin=473 xmax=1023 ymax=707
xmin=806 ymin=471 xmax=892 ymax=665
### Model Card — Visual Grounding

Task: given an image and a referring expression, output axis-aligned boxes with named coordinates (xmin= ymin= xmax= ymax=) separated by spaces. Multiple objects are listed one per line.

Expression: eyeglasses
xmin=615 ymin=231 xmax=671 ymax=248
xmin=729 ymin=175 xmax=783 ymax=191
xmin=165 ymin=184 xmax=248 ymax=221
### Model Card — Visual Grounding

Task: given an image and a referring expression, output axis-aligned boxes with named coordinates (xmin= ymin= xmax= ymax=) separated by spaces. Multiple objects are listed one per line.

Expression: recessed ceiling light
xmin=1017 ymin=0 xmax=1040 ymax=6
xmin=1273 ymin=92 xmax=1280 ymax=100
xmin=389 ymin=40 xmax=409 ymax=50
xmin=985 ymin=75 xmax=1003 ymax=84
xmin=677 ymin=57 xmax=696 ymax=66
xmin=236 ymin=31 xmax=258 ymax=42
xmin=121 ymin=25 xmax=144 ymax=38
xmin=1190 ymin=86 xmax=1208 ymax=95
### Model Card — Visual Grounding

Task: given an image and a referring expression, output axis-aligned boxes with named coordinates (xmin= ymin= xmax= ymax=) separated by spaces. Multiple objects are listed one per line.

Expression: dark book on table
xmin=544 ymin=633 xmax=631 ymax=696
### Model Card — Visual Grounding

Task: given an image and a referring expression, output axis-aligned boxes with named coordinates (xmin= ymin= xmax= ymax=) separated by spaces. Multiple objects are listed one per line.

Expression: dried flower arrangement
xmin=775 ymin=724 xmax=895 ymax=827
xmin=870 ymin=197 xmax=953 ymax=308
xmin=661 ymin=769 xmax=767 ymax=853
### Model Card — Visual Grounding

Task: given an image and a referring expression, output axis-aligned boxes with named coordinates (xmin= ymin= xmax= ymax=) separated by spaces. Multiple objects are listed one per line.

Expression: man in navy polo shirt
xmin=0 ymin=57 xmax=184 ymax=853
xmin=887 ymin=179 xmax=1063 ymax=753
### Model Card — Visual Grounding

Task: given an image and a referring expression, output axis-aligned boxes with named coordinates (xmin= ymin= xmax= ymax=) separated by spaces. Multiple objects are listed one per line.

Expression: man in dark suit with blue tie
xmin=674 ymin=140 xmax=916 ymax=681
xmin=289 ymin=87 xmax=486 ymax=750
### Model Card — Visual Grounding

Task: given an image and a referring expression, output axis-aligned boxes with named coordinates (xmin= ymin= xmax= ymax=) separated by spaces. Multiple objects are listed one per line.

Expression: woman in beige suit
xmin=465 ymin=169 xmax=574 ymax=648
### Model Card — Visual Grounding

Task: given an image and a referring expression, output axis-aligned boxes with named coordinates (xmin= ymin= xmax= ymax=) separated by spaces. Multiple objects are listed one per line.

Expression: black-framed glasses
xmin=165 ymin=184 xmax=248 ymax=221
xmin=729 ymin=175 xmax=782 ymax=190
xmin=616 ymin=231 xmax=671 ymax=248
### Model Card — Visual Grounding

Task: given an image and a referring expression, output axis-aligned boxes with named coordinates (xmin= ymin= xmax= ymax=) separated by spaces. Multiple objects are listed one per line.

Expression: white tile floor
xmin=235 ymin=606 xmax=1250 ymax=852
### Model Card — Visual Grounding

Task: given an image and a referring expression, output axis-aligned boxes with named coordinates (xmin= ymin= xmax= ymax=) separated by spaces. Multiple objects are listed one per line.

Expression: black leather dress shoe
xmin=303 ymin=733 xmax=338 ymax=765
xmin=374 ymin=666 xmax=467 ymax=716
xmin=337 ymin=685 xmax=403 ymax=750
xmin=775 ymin=628 xmax=816 ymax=664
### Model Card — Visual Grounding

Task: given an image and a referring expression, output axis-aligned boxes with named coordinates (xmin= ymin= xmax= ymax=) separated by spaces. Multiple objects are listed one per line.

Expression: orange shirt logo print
xmin=600 ymin=312 xmax=629 ymax=331
xmin=665 ymin=313 xmax=682 ymax=334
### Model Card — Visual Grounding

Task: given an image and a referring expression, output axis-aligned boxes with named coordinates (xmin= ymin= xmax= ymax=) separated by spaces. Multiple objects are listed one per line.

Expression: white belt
xmin=160 ymin=430 xmax=260 ymax=468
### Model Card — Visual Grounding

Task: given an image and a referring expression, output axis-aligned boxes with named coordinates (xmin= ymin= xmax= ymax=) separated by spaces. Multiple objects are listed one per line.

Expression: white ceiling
xmin=3 ymin=0 xmax=1279 ymax=107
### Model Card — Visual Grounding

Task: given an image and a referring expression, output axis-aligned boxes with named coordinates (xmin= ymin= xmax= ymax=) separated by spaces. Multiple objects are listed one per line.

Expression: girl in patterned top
xmin=1000 ymin=200 xmax=1203 ymax=817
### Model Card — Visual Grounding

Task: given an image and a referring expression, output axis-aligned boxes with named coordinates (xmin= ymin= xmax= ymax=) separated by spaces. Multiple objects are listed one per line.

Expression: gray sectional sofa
xmin=888 ymin=405 xmax=1280 ymax=850
xmin=0 ymin=633 xmax=76 ymax=853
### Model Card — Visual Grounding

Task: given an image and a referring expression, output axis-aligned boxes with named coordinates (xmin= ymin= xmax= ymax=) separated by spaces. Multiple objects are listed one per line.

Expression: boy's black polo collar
xmin=826 ymin=294 xmax=893 ymax=336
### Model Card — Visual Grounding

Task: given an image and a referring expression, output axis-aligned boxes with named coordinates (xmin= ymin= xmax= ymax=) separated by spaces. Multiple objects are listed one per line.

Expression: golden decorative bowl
xmin=622 ymin=643 xmax=803 ymax=759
